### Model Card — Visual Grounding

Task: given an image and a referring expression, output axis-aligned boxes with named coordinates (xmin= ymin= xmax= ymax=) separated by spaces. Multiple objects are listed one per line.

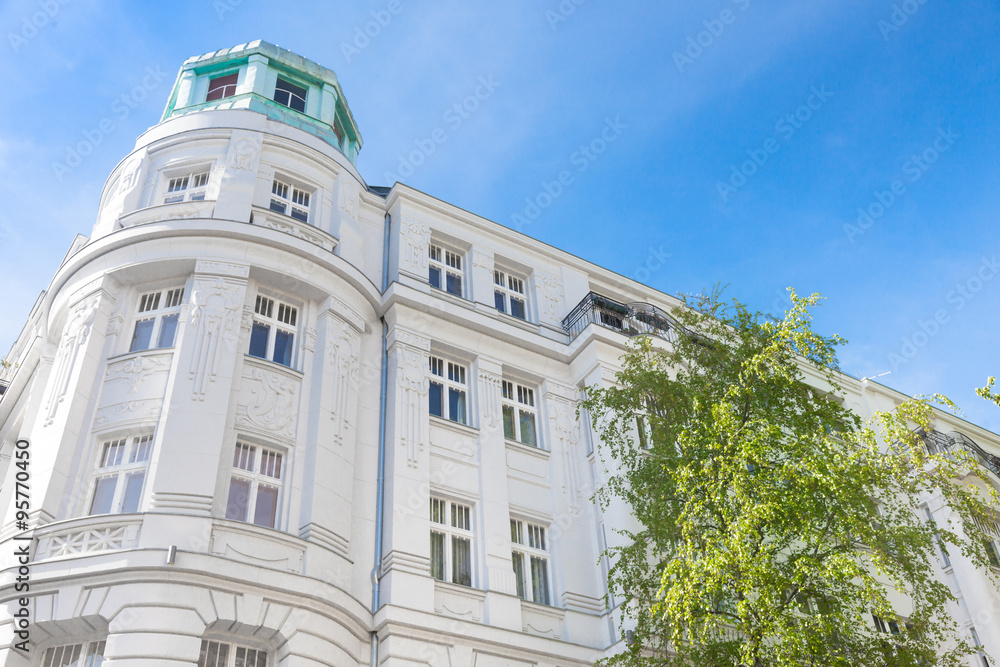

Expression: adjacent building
xmin=0 ymin=41 xmax=997 ymax=666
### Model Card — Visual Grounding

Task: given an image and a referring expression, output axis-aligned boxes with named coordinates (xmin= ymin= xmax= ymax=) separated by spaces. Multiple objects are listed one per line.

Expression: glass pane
xmin=519 ymin=411 xmax=537 ymax=447
xmin=235 ymin=647 xmax=247 ymax=667
xmin=494 ymin=291 xmax=506 ymax=312
xmin=449 ymin=388 xmax=466 ymax=424
xmin=226 ymin=477 xmax=251 ymax=521
xmin=531 ymin=556 xmax=550 ymax=605
xmin=120 ymin=471 xmax=145 ymax=513
xmin=157 ymin=313 xmax=179 ymax=348
xmin=290 ymin=207 xmax=308 ymax=223
xmin=446 ymin=273 xmax=462 ymax=296
xmin=254 ymin=484 xmax=279 ymax=528
xmin=512 ymin=552 xmax=526 ymax=599
xmin=429 ymin=382 xmax=443 ymax=417
xmin=66 ymin=645 xmax=82 ymax=666
xmin=214 ymin=644 xmax=229 ymax=667
xmin=129 ymin=318 xmax=154 ymax=352
xmin=430 ymin=531 xmax=445 ymax=580
xmin=269 ymin=198 xmax=287 ymax=215
xmin=248 ymin=322 xmax=269 ymax=359
xmin=510 ymin=298 xmax=526 ymax=320
xmin=428 ymin=265 xmax=441 ymax=289
xmin=452 ymin=536 xmax=471 ymax=586
xmin=89 ymin=476 xmax=117 ymax=515
xmin=502 ymin=405 xmax=515 ymax=440
xmin=272 ymin=329 xmax=294 ymax=367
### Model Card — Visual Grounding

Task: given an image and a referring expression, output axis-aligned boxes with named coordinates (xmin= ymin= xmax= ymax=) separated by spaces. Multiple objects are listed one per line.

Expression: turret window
xmin=226 ymin=441 xmax=283 ymax=529
xmin=248 ymin=295 xmax=298 ymax=367
xmin=274 ymin=78 xmax=307 ymax=113
xmin=89 ymin=434 xmax=153 ymax=515
xmin=129 ymin=287 xmax=185 ymax=352
xmin=164 ymin=170 xmax=210 ymax=203
xmin=269 ymin=178 xmax=311 ymax=223
xmin=206 ymin=73 xmax=239 ymax=101
xmin=42 ymin=640 xmax=106 ymax=667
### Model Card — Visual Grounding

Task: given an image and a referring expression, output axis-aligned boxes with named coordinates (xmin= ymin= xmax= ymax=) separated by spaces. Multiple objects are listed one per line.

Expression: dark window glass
xmin=510 ymin=298 xmax=525 ymax=320
xmin=272 ymin=329 xmax=294 ymax=366
xmin=429 ymin=382 xmax=443 ymax=417
xmin=89 ymin=476 xmax=117 ymax=515
xmin=495 ymin=291 xmax=506 ymax=313
xmin=449 ymin=388 xmax=466 ymax=424
xmin=290 ymin=207 xmax=308 ymax=223
xmin=512 ymin=552 xmax=526 ymax=599
xmin=429 ymin=266 xmax=441 ymax=289
xmin=503 ymin=405 xmax=516 ymax=440
xmin=226 ymin=477 xmax=250 ymax=521
xmin=121 ymin=471 xmax=145 ymax=513
xmin=254 ymin=484 xmax=279 ymax=528
xmin=446 ymin=273 xmax=462 ymax=296
xmin=269 ymin=199 xmax=287 ymax=215
xmin=452 ymin=536 xmax=472 ymax=585
xmin=207 ymin=73 xmax=239 ymax=101
xmin=130 ymin=318 xmax=154 ymax=352
xmin=430 ymin=531 xmax=446 ymax=580
xmin=249 ymin=322 xmax=269 ymax=359
xmin=157 ymin=313 xmax=179 ymax=348
xmin=274 ymin=79 xmax=307 ymax=112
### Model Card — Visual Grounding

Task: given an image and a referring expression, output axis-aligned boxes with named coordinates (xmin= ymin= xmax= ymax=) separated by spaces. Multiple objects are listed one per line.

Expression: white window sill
xmin=430 ymin=286 xmax=476 ymax=310
xmin=430 ymin=415 xmax=479 ymax=437
xmin=505 ymin=439 xmax=549 ymax=460
xmin=106 ymin=348 xmax=176 ymax=364
xmin=243 ymin=354 xmax=305 ymax=378
xmin=495 ymin=309 xmax=537 ymax=331
xmin=434 ymin=579 xmax=486 ymax=599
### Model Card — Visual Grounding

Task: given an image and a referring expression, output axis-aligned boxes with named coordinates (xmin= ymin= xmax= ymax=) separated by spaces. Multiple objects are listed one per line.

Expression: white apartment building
xmin=0 ymin=40 xmax=998 ymax=666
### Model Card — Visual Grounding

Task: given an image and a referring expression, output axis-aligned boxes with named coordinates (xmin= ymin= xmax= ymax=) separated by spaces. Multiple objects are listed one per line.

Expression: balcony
xmin=562 ymin=292 xmax=681 ymax=342
xmin=919 ymin=428 xmax=1000 ymax=478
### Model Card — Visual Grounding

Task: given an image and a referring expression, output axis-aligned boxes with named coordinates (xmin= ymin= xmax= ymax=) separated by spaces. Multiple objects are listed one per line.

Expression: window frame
xmin=198 ymin=638 xmax=270 ymax=667
xmin=510 ymin=518 xmax=551 ymax=606
xmin=429 ymin=496 xmax=475 ymax=587
xmin=428 ymin=243 xmax=464 ymax=298
xmin=162 ymin=167 xmax=211 ymax=204
xmin=40 ymin=639 xmax=106 ymax=667
xmin=206 ymin=71 xmax=240 ymax=102
xmin=88 ymin=433 xmax=154 ymax=516
xmin=247 ymin=293 xmax=299 ymax=368
xmin=273 ymin=77 xmax=307 ymax=113
xmin=429 ymin=356 xmax=468 ymax=425
xmin=128 ymin=286 xmax=185 ymax=353
xmin=268 ymin=176 xmax=312 ymax=224
xmin=502 ymin=380 xmax=539 ymax=448
xmin=494 ymin=269 xmax=527 ymax=320
xmin=225 ymin=440 xmax=285 ymax=530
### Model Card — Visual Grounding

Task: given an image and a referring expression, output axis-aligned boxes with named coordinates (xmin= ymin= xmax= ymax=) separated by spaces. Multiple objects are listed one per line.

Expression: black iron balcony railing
xmin=562 ymin=292 xmax=681 ymax=342
xmin=919 ymin=428 xmax=1000 ymax=478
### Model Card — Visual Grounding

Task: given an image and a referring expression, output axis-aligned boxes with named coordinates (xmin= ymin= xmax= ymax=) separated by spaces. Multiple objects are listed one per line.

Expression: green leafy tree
xmin=584 ymin=288 xmax=1000 ymax=667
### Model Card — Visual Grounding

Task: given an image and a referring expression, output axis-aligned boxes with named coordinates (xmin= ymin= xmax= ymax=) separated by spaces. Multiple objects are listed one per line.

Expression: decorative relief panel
xmin=254 ymin=210 xmax=337 ymax=252
xmin=533 ymin=271 xmax=566 ymax=325
xmin=399 ymin=219 xmax=431 ymax=276
xmin=339 ymin=179 xmax=360 ymax=220
xmin=396 ymin=344 xmax=429 ymax=468
xmin=235 ymin=362 xmax=301 ymax=442
xmin=36 ymin=519 xmax=142 ymax=560
xmin=478 ymin=370 xmax=502 ymax=431
xmin=327 ymin=317 xmax=360 ymax=446
xmin=549 ymin=397 xmax=584 ymax=513
xmin=227 ymin=133 xmax=262 ymax=173
xmin=195 ymin=259 xmax=251 ymax=279
xmin=44 ymin=294 xmax=101 ymax=425
xmin=93 ymin=399 xmax=163 ymax=428
xmin=188 ymin=277 xmax=245 ymax=400
xmin=105 ymin=354 xmax=171 ymax=393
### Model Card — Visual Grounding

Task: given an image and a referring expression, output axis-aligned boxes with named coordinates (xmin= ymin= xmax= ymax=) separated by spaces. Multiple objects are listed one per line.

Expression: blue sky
xmin=2 ymin=0 xmax=999 ymax=431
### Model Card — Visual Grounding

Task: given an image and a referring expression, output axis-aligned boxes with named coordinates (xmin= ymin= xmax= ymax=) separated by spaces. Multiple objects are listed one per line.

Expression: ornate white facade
xmin=1 ymin=41 xmax=998 ymax=666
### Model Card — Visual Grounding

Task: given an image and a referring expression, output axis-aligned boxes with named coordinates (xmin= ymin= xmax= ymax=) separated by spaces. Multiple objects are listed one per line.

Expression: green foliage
xmin=977 ymin=377 xmax=1000 ymax=409
xmin=585 ymin=286 xmax=1000 ymax=667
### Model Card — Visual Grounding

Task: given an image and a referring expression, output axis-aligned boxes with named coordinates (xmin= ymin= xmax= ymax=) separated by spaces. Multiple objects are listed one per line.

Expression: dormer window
xmin=274 ymin=78 xmax=307 ymax=112
xmin=206 ymin=73 xmax=238 ymax=101
xmin=164 ymin=170 xmax=209 ymax=203
xmin=269 ymin=179 xmax=311 ymax=223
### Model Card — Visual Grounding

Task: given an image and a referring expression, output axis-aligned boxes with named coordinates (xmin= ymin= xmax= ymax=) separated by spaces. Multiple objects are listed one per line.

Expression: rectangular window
xmin=198 ymin=640 xmax=268 ymax=667
xmin=42 ymin=640 xmax=106 ymax=667
xmin=226 ymin=441 xmax=283 ymax=529
xmin=274 ymin=78 xmax=307 ymax=112
xmin=428 ymin=244 xmax=463 ymax=297
xmin=269 ymin=178 xmax=311 ymax=223
xmin=247 ymin=295 xmax=298 ymax=367
xmin=494 ymin=270 xmax=527 ymax=320
xmin=129 ymin=287 xmax=185 ymax=352
xmin=430 ymin=497 xmax=474 ymax=587
xmin=502 ymin=381 xmax=538 ymax=447
xmin=164 ymin=170 xmax=210 ymax=203
xmin=206 ymin=72 xmax=239 ymax=101
xmin=88 ymin=435 xmax=153 ymax=515
xmin=511 ymin=519 xmax=550 ymax=605
xmin=429 ymin=356 xmax=467 ymax=424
